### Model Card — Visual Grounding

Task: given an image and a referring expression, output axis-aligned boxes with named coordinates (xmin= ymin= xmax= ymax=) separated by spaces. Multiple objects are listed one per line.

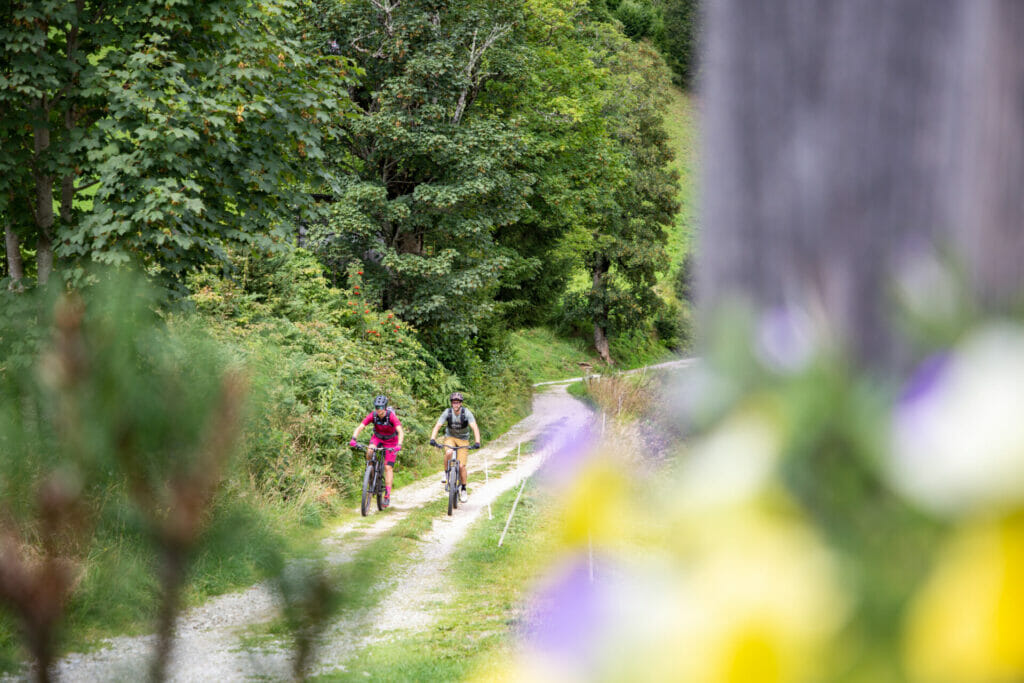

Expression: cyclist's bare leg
xmin=384 ymin=464 xmax=394 ymax=492
xmin=365 ymin=444 xmax=375 ymax=463
xmin=459 ymin=460 xmax=468 ymax=487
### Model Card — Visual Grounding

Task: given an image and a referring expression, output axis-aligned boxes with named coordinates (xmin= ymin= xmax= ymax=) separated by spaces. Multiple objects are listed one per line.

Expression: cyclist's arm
xmin=429 ymin=418 xmax=443 ymax=442
xmin=352 ymin=421 xmax=367 ymax=441
xmin=396 ymin=422 xmax=405 ymax=447
xmin=471 ymin=421 xmax=481 ymax=445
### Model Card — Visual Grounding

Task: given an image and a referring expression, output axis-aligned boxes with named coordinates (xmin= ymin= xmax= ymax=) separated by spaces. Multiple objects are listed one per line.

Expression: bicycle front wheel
xmin=448 ymin=463 xmax=460 ymax=515
xmin=361 ymin=463 xmax=374 ymax=517
xmin=375 ymin=461 xmax=385 ymax=511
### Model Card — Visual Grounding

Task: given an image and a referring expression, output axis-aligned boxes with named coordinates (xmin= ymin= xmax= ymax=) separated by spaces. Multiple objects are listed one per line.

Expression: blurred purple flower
xmin=523 ymin=557 xmax=603 ymax=662
xmin=898 ymin=351 xmax=951 ymax=407
xmin=536 ymin=421 xmax=599 ymax=489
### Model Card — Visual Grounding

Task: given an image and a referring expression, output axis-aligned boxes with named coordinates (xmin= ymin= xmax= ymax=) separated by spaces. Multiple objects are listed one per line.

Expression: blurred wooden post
xmin=699 ymin=0 xmax=967 ymax=370
xmin=955 ymin=1 xmax=1024 ymax=310
xmin=578 ymin=361 xmax=592 ymax=381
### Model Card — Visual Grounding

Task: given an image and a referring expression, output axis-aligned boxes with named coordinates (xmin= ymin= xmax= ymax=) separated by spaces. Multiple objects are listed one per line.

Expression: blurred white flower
xmin=890 ymin=325 xmax=1024 ymax=514
xmin=673 ymin=403 xmax=784 ymax=514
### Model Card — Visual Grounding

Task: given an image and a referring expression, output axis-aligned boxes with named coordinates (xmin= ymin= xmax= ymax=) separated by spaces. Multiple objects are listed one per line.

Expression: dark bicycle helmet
xmin=449 ymin=391 xmax=463 ymax=404
xmin=373 ymin=395 xmax=388 ymax=409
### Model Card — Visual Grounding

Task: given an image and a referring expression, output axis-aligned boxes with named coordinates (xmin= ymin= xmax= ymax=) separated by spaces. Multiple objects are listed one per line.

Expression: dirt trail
xmin=18 ymin=385 xmax=593 ymax=682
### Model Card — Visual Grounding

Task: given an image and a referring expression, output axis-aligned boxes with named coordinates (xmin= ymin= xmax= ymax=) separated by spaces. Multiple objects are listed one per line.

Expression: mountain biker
xmin=349 ymin=395 xmax=404 ymax=508
xmin=428 ymin=391 xmax=481 ymax=503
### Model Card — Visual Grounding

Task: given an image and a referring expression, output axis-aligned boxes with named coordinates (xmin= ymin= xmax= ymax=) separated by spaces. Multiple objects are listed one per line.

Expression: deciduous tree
xmin=1 ymin=0 xmax=357 ymax=290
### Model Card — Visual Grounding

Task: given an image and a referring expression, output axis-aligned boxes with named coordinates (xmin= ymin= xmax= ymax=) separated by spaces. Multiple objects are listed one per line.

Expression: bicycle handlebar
xmin=350 ymin=443 xmax=400 ymax=452
xmin=430 ymin=443 xmax=475 ymax=451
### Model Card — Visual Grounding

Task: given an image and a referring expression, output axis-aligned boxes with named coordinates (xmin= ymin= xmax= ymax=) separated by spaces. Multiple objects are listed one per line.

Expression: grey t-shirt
xmin=437 ymin=406 xmax=476 ymax=439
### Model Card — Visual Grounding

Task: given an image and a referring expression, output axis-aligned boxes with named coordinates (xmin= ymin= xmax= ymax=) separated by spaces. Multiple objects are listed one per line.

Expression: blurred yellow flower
xmin=904 ymin=515 xmax=1024 ymax=681
xmin=557 ymin=457 xmax=635 ymax=551
xmin=668 ymin=518 xmax=848 ymax=683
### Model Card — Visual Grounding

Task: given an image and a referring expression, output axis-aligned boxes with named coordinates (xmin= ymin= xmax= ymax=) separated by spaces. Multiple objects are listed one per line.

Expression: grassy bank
xmin=663 ymin=86 xmax=699 ymax=278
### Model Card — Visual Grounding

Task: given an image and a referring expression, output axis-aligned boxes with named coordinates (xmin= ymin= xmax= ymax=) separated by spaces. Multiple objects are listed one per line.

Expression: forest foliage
xmin=0 ymin=0 xmax=693 ymax=675
xmin=2 ymin=0 xmax=695 ymax=361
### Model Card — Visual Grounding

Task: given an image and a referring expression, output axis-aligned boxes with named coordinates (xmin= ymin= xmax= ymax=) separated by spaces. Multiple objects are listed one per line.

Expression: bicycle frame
xmin=432 ymin=443 xmax=471 ymax=516
xmin=352 ymin=443 xmax=397 ymax=516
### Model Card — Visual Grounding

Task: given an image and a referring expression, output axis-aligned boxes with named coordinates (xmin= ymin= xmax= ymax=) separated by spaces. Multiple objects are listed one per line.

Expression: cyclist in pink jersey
xmin=349 ymin=395 xmax=404 ymax=507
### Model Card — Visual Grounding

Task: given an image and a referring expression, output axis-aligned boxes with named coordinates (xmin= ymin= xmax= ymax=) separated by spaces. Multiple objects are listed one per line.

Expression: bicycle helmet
xmin=449 ymin=391 xmax=463 ymax=404
xmin=373 ymin=395 xmax=388 ymax=409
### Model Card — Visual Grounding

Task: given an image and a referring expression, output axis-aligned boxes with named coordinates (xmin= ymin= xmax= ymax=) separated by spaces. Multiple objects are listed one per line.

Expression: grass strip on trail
xmin=313 ymin=482 xmax=557 ymax=681
xmin=236 ymin=502 xmax=438 ymax=652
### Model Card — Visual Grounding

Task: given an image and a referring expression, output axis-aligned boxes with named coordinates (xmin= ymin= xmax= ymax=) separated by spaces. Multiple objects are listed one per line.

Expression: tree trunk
xmin=591 ymin=257 xmax=613 ymax=364
xmin=5 ymin=225 xmax=24 ymax=284
xmin=34 ymin=123 xmax=55 ymax=285
xmin=594 ymin=323 xmax=612 ymax=365
xmin=699 ymin=0 xmax=965 ymax=371
xmin=59 ymin=172 xmax=75 ymax=258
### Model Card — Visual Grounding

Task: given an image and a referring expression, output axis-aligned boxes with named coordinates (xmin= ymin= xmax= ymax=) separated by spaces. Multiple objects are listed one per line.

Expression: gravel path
xmin=10 ymin=386 xmax=593 ymax=682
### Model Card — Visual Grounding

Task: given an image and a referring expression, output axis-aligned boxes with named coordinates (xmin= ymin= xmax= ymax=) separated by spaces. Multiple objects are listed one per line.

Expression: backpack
xmin=372 ymin=408 xmax=397 ymax=437
xmin=445 ymin=407 xmax=470 ymax=431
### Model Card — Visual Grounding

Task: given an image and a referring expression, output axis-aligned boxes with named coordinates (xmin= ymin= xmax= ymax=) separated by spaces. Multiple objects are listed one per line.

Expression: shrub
xmin=616 ymin=0 xmax=657 ymax=39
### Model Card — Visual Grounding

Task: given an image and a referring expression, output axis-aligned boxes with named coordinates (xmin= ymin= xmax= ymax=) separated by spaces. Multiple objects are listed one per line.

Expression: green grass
xmin=662 ymin=86 xmax=699 ymax=279
xmin=314 ymin=481 xmax=557 ymax=681
xmin=509 ymin=327 xmax=608 ymax=383
xmin=565 ymin=379 xmax=595 ymax=408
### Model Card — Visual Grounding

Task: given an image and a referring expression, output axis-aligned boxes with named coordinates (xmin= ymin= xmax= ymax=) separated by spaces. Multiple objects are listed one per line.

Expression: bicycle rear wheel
xmin=361 ymin=463 xmax=374 ymax=517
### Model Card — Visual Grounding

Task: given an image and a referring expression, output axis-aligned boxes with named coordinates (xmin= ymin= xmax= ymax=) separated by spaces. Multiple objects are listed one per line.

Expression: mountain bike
xmin=352 ymin=444 xmax=396 ymax=516
xmin=431 ymin=443 xmax=473 ymax=516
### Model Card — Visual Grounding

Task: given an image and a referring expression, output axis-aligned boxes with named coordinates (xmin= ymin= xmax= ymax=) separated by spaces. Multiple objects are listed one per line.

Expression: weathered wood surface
xmin=699 ymin=0 xmax=1024 ymax=368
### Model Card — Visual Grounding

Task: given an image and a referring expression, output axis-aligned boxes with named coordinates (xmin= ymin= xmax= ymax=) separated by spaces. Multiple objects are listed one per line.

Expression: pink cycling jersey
xmin=362 ymin=410 xmax=401 ymax=439
xmin=362 ymin=410 xmax=401 ymax=464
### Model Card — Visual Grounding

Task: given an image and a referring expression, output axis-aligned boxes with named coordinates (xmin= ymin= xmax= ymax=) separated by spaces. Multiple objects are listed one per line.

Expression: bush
xmin=552 ymin=291 xmax=593 ymax=340
xmin=616 ymin=0 xmax=658 ymax=39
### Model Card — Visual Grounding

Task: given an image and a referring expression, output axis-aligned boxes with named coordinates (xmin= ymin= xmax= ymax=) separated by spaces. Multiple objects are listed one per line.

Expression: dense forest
xmin=0 ymin=0 xmax=697 ymax=676
xmin=1 ymin=0 xmax=697 ymax=363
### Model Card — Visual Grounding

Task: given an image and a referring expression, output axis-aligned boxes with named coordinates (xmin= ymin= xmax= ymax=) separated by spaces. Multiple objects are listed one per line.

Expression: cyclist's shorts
xmin=369 ymin=435 xmax=399 ymax=465
xmin=443 ymin=436 xmax=470 ymax=466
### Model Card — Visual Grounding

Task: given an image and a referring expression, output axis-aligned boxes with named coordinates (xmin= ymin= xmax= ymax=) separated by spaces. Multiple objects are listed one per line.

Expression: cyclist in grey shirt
xmin=429 ymin=391 xmax=481 ymax=502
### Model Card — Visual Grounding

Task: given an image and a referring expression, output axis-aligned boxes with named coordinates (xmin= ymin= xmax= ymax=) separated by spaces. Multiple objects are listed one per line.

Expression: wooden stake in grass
xmin=498 ymin=478 xmax=528 ymax=547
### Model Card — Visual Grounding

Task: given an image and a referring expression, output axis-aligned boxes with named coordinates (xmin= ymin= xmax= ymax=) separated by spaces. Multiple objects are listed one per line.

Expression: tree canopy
xmin=3 ymin=0 xmax=684 ymax=362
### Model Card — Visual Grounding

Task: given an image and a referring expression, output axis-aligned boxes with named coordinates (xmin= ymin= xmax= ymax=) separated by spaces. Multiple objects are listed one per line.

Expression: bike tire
xmin=453 ymin=470 xmax=460 ymax=509
xmin=447 ymin=464 xmax=456 ymax=516
xmin=361 ymin=463 xmax=373 ymax=517
xmin=375 ymin=460 xmax=384 ymax=511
